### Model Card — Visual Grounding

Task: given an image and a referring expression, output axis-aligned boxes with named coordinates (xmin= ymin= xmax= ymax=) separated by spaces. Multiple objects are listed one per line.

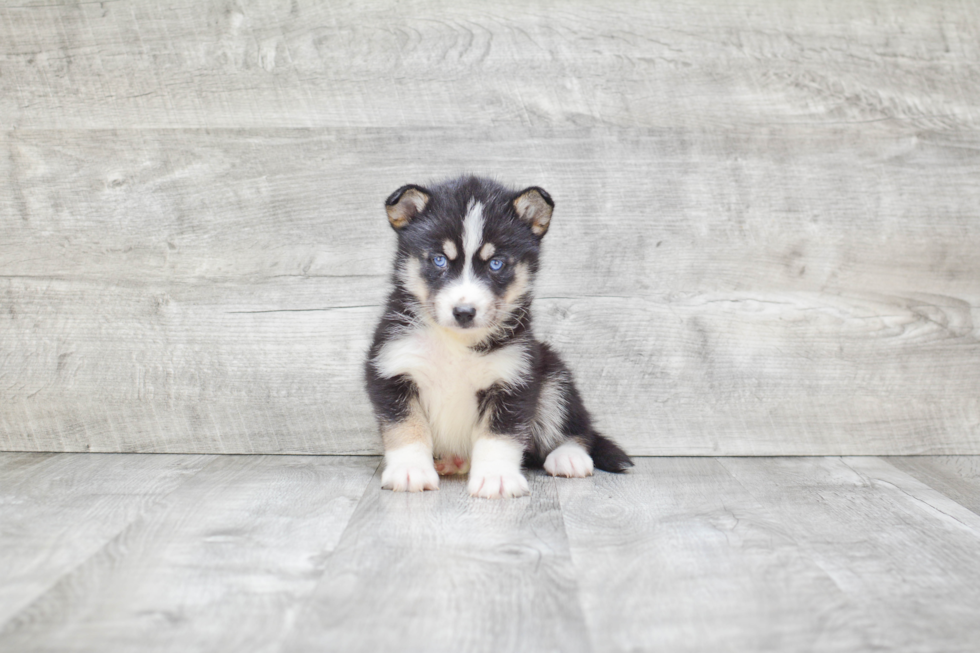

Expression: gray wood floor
xmin=1 ymin=453 xmax=979 ymax=652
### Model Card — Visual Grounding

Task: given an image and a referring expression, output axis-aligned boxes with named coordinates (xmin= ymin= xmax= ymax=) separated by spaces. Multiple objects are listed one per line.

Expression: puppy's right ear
xmin=385 ymin=185 xmax=431 ymax=230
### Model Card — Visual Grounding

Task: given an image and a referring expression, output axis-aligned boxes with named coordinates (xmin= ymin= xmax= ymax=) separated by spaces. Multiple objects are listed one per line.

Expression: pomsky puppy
xmin=365 ymin=176 xmax=632 ymax=498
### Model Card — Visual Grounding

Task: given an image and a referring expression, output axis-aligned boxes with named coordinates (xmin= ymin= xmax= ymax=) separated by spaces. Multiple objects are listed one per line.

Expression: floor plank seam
xmin=6 ymin=455 xmax=980 ymax=651
xmin=272 ymin=458 xmax=384 ymax=652
xmin=0 ymin=454 xmax=218 ymax=637
xmin=711 ymin=456 xmax=868 ymax=606
xmin=843 ymin=457 xmax=980 ymax=536
xmin=549 ymin=472 xmax=600 ymax=653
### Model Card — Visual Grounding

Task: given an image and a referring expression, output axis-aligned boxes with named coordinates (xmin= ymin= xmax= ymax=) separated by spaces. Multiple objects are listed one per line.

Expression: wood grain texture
xmin=0 ymin=276 xmax=381 ymax=454
xmin=5 ymin=127 xmax=980 ymax=290
xmin=2 ymin=127 xmax=978 ymax=454
xmin=2 ymin=1 xmax=980 ymax=454
xmin=282 ymin=469 xmax=589 ymax=653
xmin=1 ymin=1 xmax=978 ymax=130
xmin=719 ymin=456 xmax=980 ymax=652
xmin=0 ymin=453 xmax=213 ymax=624
xmin=0 ymin=455 xmax=378 ymax=652
xmin=6 ymin=453 xmax=980 ymax=652
xmin=888 ymin=456 xmax=980 ymax=516
xmin=558 ymin=457 xmax=875 ymax=652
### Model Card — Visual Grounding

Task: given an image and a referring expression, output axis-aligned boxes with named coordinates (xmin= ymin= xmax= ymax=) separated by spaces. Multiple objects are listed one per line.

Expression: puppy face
xmin=385 ymin=178 xmax=553 ymax=336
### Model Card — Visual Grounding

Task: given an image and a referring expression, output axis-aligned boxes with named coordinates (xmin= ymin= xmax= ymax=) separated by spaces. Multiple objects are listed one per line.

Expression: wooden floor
xmin=1 ymin=454 xmax=979 ymax=652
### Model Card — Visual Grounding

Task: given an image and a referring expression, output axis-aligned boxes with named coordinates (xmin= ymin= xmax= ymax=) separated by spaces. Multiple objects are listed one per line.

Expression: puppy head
xmin=385 ymin=177 xmax=554 ymax=336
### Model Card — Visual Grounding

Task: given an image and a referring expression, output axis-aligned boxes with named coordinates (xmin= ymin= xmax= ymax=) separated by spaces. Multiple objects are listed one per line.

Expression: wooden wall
xmin=2 ymin=1 xmax=978 ymax=455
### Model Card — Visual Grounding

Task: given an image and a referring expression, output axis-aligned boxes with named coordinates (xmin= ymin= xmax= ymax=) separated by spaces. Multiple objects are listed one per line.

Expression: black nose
xmin=453 ymin=305 xmax=476 ymax=327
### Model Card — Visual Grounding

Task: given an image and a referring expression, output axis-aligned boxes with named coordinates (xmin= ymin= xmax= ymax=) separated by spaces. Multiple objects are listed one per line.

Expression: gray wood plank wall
xmin=1 ymin=1 xmax=978 ymax=454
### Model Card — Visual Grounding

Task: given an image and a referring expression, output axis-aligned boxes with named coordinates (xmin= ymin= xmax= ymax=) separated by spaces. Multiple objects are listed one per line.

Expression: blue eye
xmin=432 ymin=254 xmax=447 ymax=268
xmin=489 ymin=258 xmax=504 ymax=271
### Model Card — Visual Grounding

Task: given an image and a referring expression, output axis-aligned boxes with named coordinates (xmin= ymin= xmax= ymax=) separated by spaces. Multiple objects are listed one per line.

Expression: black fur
xmin=365 ymin=176 xmax=632 ymax=475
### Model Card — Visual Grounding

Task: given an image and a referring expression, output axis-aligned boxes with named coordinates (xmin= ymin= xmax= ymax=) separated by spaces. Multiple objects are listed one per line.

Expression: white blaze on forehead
xmin=431 ymin=198 xmax=494 ymax=330
xmin=442 ymin=239 xmax=458 ymax=260
xmin=479 ymin=242 xmax=496 ymax=260
xmin=462 ymin=199 xmax=485 ymax=267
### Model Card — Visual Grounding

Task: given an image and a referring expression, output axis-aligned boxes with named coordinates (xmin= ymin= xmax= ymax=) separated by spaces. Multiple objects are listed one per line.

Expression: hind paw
xmin=544 ymin=442 xmax=594 ymax=478
xmin=434 ymin=455 xmax=470 ymax=476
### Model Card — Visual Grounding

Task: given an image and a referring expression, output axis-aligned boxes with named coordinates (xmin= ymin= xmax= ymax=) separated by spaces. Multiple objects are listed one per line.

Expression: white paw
xmin=382 ymin=444 xmax=439 ymax=492
xmin=468 ymin=467 xmax=529 ymax=498
xmin=467 ymin=437 xmax=529 ymax=498
xmin=544 ymin=442 xmax=594 ymax=478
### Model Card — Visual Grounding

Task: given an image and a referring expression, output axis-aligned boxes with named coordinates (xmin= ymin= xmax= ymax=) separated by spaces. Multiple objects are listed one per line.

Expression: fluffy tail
xmin=589 ymin=432 xmax=634 ymax=473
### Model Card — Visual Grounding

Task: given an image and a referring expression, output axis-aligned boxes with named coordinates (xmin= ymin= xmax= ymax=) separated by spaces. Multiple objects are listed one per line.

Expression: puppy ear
xmin=513 ymin=187 xmax=554 ymax=237
xmin=385 ymin=185 xmax=431 ymax=230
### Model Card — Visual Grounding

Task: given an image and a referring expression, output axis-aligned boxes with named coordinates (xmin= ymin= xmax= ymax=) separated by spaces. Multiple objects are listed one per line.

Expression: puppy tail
xmin=589 ymin=432 xmax=634 ymax=473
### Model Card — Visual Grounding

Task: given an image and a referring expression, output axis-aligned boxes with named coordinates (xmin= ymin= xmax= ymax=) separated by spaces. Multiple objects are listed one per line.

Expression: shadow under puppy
xmin=365 ymin=176 xmax=632 ymax=498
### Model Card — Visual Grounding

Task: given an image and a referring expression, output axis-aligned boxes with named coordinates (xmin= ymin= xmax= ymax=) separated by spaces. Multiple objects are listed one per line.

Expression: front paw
xmin=382 ymin=465 xmax=439 ymax=492
xmin=382 ymin=445 xmax=439 ymax=492
xmin=467 ymin=437 xmax=529 ymax=498
xmin=544 ymin=442 xmax=594 ymax=478
xmin=467 ymin=467 xmax=529 ymax=498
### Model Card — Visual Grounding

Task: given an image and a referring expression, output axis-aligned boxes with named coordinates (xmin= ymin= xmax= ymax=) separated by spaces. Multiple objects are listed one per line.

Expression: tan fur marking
xmin=443 ymin=239 xmax=458 ymax=260
xmin=502 ymin=262 xmax=530 ymax=305
xmin=387 ymin=187 xmax=429 ymax=229
xmin=399 ymin=257 xmax=428 ymax=303
xmin=479 ymin=242 xmax=496 ymax=260
xmin=533 ymin=376 xmax=569 ymax=453
xmin=513 ymin=189 xmax=553 ymax=236
xmin=381 ymin=400 xmax=431 ymax=450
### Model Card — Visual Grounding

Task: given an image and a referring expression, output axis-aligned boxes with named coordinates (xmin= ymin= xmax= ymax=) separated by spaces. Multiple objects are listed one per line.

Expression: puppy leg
xmin=544 ymin=440 xmax=595 ymax=478
xmin=468 ymin=437 xmax=529 ymax=499
xmin=380 ymin=402 xmax=439 ymax=492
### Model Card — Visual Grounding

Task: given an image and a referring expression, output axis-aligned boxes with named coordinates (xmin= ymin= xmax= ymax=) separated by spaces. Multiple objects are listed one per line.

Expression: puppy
xmin=365 ymin=176 xmax=632 ymax=498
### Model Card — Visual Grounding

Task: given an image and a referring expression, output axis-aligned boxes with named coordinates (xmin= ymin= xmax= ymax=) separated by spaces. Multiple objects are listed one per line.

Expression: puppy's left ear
xmin=513 ymin=187 xmax=554 ymax=237
xmin=385 ymin=184 xmax=431 ymax=230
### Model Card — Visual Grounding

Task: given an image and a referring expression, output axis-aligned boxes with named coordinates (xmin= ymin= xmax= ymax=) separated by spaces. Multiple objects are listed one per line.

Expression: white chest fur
xmin=374 ymin=326 xmax=528 ymax=455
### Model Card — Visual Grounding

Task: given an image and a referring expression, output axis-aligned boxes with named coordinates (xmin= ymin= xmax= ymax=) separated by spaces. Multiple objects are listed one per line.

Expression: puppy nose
xmin=453 ymin=305 xmax=476 ymax=327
